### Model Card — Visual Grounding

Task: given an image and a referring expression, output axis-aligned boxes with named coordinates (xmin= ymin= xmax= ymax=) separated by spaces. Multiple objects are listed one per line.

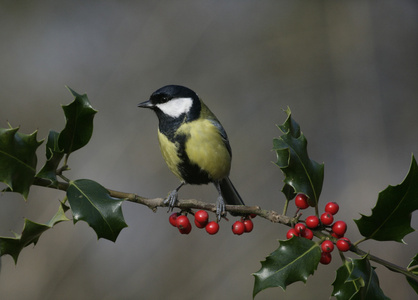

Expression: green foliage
xmin=255 ymin=109 xmax=417 ymax=298
xmin=58 ymin=87 xmax=97 ymax=155
xmin=354 ymin=155 xmax=418 ymax=243
xmin=67 ymin=179 xmax=127 ymax=242
xmin=273 ymin=107 xmax=324 ymax=207
xmin=332 ymin=257 xmax=389 ymax=300
xmin=36 ymin=130 xmax=64 ymax=187
xmin=252 ymin=237 xmax=321 ymax=297
xmin=0 ymin=87 xmax=126 ymax=263
xmin=0 ymin=204 xmax=69 ymax=263
xmin=0 ymin=126 xmax=43 ymax=199
xmin=407 ymin=254 xmax=418 ymax=293
xmin=1 ymin=91 xmax=417 ymax=299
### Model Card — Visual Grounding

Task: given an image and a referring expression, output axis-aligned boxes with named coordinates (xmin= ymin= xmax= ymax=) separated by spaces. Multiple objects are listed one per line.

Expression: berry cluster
xmin=289 ymin=194 xmax=351 ymax=265
xmin=232 ymin=218 xmax=254 ymax=235
xmin=169 ymin=210 xmax=255 ymax=235
xmin=286 ymin=222 xmax=313 ymax=240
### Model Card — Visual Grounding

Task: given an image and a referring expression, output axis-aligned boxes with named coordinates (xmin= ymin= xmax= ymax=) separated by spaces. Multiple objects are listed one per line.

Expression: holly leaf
xmin=407 ymin=254 xmax=418 ymax=294
xmin=0 ymin=203 xmax=69 ymax=263
xmin=58 ymin=87 xmax=97 ymax=155
xmin=66 ymin=179 xmax=127 ymax=242
xmin=354 ymin=155 xmax=418 ymax=242
xmin=252 ymin=237 xmax=321 ymax=297
xmin=332 ymin=257 xmax=389 ymax=300
xmin=273 ymin=107 xmax=324 ymax=206
xmin=0 ymin=126 xmax=43 ymax=199
xmin=36 ymin=130 xmax=64 ymax=187
xmin=332 ymin=259 xmax=364 ymax=299
xmin=348 ymin=257 xmax=390 ymax=299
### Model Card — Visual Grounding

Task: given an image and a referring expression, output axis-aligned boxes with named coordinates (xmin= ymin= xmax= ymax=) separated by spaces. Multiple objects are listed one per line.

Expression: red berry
xmin=176 ymin=215 xmax=190 ymax=230
xmin=332 ymin=221 xmax=347 ymax=236
xmin=305 ymin=215 xmax=320 ymax=228
xmin=195 ymin=210 xmax=209 ymax=224
xmin=301 ymin=228 xmax=314 ymax=240
xmin=294 ymin=223 xmax=306 ymax=235
xmin=286 ymin=228 xmax=299 ymax=239
xmin=249 ymin=213 xmax=257 ymax=219
xmin=232 ymin=221 xmax=245 ymax=235
xmin=325 ymin=202 xmax=339 ymax=215
xmin=194 ymin=218 xmax=206 ymax=228
xmin=295 ymin=194 xmax=309 ymax=209
xmin=194 ymin=210 xmax=209 ymax=227
xmin=169 ymin=212 xmax=179 ymax=227
xmin=179 ymin=222 xmax=192 ymax=234
xmin=243 ymin=219 xmax=254 ymax=233
xmin=205 ymin=221 xmax=219 ymax=235
xmin=320 ymin=212 xmax=334 ymax=226
xmin=336 ymin=238 xmax=351 ymax=252
xmin=331 ymin=232 xmax=342 ymax=239
xmin=321 ymin=240 xmax=334 ymax=253
xmin=320 ymin=252 xmax=332 ymax=265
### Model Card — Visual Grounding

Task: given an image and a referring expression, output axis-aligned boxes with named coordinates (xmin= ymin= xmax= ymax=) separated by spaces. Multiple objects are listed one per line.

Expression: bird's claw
xmin=164 ymin=189 xmax=178 ymax=212
xmin=216 ymin=195 xmax=226 ymax=222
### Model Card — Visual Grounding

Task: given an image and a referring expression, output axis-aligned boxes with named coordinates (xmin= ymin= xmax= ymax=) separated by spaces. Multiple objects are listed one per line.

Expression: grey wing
xmin=209 ymin=119 xmax=232 ymax=157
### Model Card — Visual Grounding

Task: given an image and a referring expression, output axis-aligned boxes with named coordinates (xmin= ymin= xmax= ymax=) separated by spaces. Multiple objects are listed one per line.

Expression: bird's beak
xmin=137 ymin=100 xmax=154 ymax=108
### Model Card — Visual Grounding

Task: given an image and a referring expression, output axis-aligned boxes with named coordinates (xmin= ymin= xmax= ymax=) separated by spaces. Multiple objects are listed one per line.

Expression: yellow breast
xmin=178 ymin=119 xmax=231 ymax=180
xmin=157 ymin=129 xmax=183 ymax=180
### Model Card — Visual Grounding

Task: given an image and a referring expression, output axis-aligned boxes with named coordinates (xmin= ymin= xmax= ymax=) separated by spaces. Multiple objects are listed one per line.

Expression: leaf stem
xmin=353 ymin=237 xmax=367 ymax=247
xmin=58 ymin=173 xmax=71 ymax=183
xmin=282 ymin=199 xmax=289 ymax=216
xmin=337 ymin=250 xmax=347 ymax=263
xmin=407 ymin=265 xmax=418 ymax=272
xmin=63 ymin=154 xmax=69 ymax=168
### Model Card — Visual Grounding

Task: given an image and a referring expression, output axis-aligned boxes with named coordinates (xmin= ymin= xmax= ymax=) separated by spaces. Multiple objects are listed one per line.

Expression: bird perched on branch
xmin=138 ymin=85 xmax=244 ymax=220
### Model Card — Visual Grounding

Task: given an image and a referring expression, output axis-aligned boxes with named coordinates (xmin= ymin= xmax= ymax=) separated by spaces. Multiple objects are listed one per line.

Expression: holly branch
xmin=1 ymin=88 xmax=417 ymax=299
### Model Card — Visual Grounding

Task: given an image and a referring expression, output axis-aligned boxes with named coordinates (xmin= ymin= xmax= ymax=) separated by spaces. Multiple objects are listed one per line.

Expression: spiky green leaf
xmin=332 ymin=259 xmax=364 ymax=299
xmin=66 ymin=179 xmax=127 ymax=242
xmin=0 ymin=126 xmax=43 ymax=199
xmin=36 ymin=130 xmax=64 ymax=187
xmin=332 ymin=257 xmax=390 ymax=300
xmin=273 ymin=107 xmax=324 ymax=206
xmin=348 ymin=257 xmax=390 ymax=299
xmin=252 ymin=237 xmax=321 ymax=297
xmin=354 ymin=155 xmax=418 ymax=242
xmin=0 ymin=204 xmax=69 ymax=263
xmin=58 ymin=87 xmax=97 ymax=155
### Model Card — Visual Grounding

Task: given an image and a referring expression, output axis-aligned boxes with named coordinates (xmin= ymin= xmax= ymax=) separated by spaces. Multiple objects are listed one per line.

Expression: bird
xmin=138 ymin=85 xmax=244 ymax=220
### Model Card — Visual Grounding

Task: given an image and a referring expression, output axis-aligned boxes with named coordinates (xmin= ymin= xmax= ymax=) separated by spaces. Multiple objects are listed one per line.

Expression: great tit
xmin=138 ymin=85 xmax=244 ymax=220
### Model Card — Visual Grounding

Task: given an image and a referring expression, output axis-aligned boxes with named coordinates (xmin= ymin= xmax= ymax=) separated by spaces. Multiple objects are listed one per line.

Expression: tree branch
xmin=32 ymin=177 xmax=418 ymax=283
xmin=32 ymin=177 xmax=292 ymax=224
xmin=351 ymin=245 xmax=418 ymax=283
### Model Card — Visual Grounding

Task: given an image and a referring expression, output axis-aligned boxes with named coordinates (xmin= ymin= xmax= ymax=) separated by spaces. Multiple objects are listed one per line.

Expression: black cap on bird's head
xmin=138 ymin=85 xmax=201 ymax=120
xmin=138 ymin=85 xmax=198 ymax=107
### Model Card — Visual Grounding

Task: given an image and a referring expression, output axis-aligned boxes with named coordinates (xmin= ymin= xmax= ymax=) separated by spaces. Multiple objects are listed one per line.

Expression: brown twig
xmin=31 ymin=177 xmax=418 ymax=283
xmin=32 ymin=177 xmax=292 ymax=224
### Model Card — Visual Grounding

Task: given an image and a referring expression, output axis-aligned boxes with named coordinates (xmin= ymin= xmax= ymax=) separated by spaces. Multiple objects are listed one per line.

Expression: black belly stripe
xmin=158 ymin=117 xmax=212 ymax=185
xmin=175 ymin=131 xmax=212 ymax=185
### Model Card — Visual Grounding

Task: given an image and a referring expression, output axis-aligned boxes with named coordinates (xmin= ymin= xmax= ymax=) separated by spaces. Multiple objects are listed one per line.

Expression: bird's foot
xmin=216 ymin=195 xmax=226 ymax=222
xmin=164 ymin=189 xmax=179 ymax=212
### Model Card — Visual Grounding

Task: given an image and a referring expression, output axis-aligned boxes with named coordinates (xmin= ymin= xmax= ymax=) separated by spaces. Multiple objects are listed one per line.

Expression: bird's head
xmin=138 ymin=85 xmax=200 ymax=120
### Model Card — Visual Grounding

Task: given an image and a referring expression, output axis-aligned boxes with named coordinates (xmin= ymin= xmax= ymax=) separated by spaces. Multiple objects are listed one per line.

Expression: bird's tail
xmin=219 ymin=177 xmax=245 ymax=206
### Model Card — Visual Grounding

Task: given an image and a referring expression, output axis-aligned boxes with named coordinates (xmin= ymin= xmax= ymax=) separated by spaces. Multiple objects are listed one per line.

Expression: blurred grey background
xmin=0 ymin=1 xmax=417 ymax=299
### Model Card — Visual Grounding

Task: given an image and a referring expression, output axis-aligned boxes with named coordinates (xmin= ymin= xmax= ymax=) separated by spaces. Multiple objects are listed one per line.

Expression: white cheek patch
xmin=156 ymin=97 xmax=193 ymax=118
